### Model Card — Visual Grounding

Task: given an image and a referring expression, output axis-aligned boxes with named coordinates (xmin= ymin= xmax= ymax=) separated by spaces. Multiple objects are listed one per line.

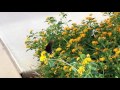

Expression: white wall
xmin=0 ymin=12 xmax=109 ymax=72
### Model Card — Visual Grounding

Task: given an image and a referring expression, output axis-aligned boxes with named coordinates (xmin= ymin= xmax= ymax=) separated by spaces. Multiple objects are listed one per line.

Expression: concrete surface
xmin=0 ymin=41 xmax=21 ymax=78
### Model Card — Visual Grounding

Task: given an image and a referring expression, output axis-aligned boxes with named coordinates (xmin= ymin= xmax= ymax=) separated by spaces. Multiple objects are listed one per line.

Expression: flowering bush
xmin=25 ymin=12 xmax=120 ymax=78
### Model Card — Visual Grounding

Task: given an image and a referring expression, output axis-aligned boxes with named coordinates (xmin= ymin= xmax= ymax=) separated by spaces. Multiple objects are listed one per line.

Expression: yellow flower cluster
xmin=112 ymin=48 xmax=120 ymax=58
xmin=56 ymin=47 xmax=62 ymax=52
xmin=40 ymin=51 xmax=48 ymax=65
xmin=77 ymin=66 xmax=85 ymax=76
xmin=99 ymin=57 xmax=105 ymax=62
xmin=82 ymin=57 xmax=92 ymax=66
xmin=92 ymin=41 xmax=98 ymax=45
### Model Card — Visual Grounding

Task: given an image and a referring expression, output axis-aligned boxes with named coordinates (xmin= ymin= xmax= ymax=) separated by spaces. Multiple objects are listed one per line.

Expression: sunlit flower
xmin=63 ymin=66 xmax=68 ymax=71
xmin=93 ymin=52 xmax=98 ymax=55
xmin=60 ymin=50 xmax=65 ymax=54
xmin=82 ymin=57 xmax=92 ymax=66
xmin=107 ymin=32 xmax=112 ymax=36
xmin=83 ymin=29 xmax=88 ymax=33
xmin=102 ymin=32 xmax=107 ymax=35
xmin=73 ymin=27 xmax=78 ymax=31
xmin=81 ymin=33 xmax=86 ymax=38
xmin=44 ymin=60 xmax=48 ymax=65
xmin=69 ymin=39 xmax=74 ymax=44
xmin=72 ymin=49 xmax=76 ymax=53
xmin=41 ymin=51 xmax=47 ymax=56
xmin=117 ymin=27 xmax=120 ymax=32
xmin=96 ymin=28 xmax=100 ymax=31
xmin=76 ymin=37 xmax=81 ymax=42
xmin=40 ymin=55 xmax=46 ymax=62
xmin=64 ymin=26 xmax=70 ymax=30
xmin=103 ymin=48 xmax=108 ymax=52
xmin=86 ymin=16 xmax=93 ymax=20
xmin=92 ymin=41 xmax=98 ymax=45
xmin=116 ymin=51 xmax=120 ymax=55
xmin=66 ymin=43 xmax=71 ymax=48
xmin=56 ymin=47 xmax=62 ymax=52
xmin=62 ymin=32 xmax=67 ymax=35
xmin=113 ymin=48 xmax=119 ymax=52
xmin=69 ymin=67 xmax=73 ymax=71
xmin=77 ymin=66 xmax=85 ymax=76
xmin=49 ymin=53 xmax=54 ymax=58
xmin=99 ymin=57 xmax=105 ymax=62
xmin=76 ymin=57 xmax=80 ymax=61
xmin=66 ymin=73 xmax=69 ymax=78
xmin=72 ymin=23 xmax=77 ymax=26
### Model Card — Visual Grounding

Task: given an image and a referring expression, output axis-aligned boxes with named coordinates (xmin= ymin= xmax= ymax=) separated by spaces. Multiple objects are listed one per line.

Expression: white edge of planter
xmin=0 ymin=36 xmax=22 ymax=74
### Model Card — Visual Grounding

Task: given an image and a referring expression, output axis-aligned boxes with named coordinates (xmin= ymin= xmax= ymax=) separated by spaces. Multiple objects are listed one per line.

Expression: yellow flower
xmin=49 ymin=53 xmax=54 ymax=58
xmin=54 ymin=70 xmax=57 ymax=74
xmin=82 ymin=60 xmax=88 ymax=66
xmin=40 ymin=55 xmax=46 ymax=62
xmin=86 ymin=16 xmax=93 ymax=20
xmin=102 ymin=32 xmax=107 ymax=35
xmin=95 ymin=48 xmax=99 ymax=51
xmin=117 ymin=27 xmax=120 ymax=32
xmin=82 ymin=57 xmax=92 ymax=66
xmin=113 ymin=48 xmax=119 ymax=52
xmin=107 ymin=32 xmax=112 ymax=36
xmin=111 ymin=55 xmax=118 ymax=59
xmin=76 ymin=37 xmax=81 ymax=42
xmin=72 ymin=49 xmax=76 ymax=53
xmin=99 ymin=57 xmax=105 ymax=62
xmin=66 ymin=43 xmax=71 ymax=48
xmin=83 ymin=29 xmax=88 ymax=33
xmin=63 ymin=66 xmax=68 ymax=71
xmin=73 ymin=27 xmax=78 ymax=31
xmin=76 ymin=57 xmax=80 ymax=61
xmin=79 ymin=52 xmax=82 ymax=54
xmin=69 ymin=39 xmax=74 ymax=44
xmin=41 ymin=51 xmax=47 ymax=56
xmin=78 ymin=46 xmax=83 ymax=51
xmin=86 ymin=54 xmax=90 ymax=58
xmin=69 ymin=67 xmax=73 ymax=71
xmin=92 ymin=41 xmax=98 ymax=45
xmin=51 ymin=68 xmax=54 ymax=70
xmin=93 ymin=52 xmax=98 ymax=55
xmin=64 ymin=26 xmax=70 ymax=30
xmin=44 ymin=60 xmax=48 ymax=65
xmin=60 ymin=50 xmax=65 ymax=54
xmin=103 ymin=48 xmax=108 ymax=52
xmin=96 ymin=28 xmax=100 ymax=31
xmin=72 ymin=23 xmax=77 ymax=26
xmin=62 ymin=32 xmax=67 ymax=35
xmin=56 ymin=48 xmax=62 ymax=52
xmin=81 ymin=33 xmax=86 ymax=38
xmin=77 ymin=66 xmax=85 ymax=76
xmin=116 ymin=51 xmax=120 ymax=55
xmin=66 ymin=73 xmax=69 ymax=78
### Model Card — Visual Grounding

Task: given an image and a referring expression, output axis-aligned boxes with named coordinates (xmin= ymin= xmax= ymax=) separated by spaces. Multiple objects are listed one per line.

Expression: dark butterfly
xmin=45 ymin=40 xmax=54 ymax=54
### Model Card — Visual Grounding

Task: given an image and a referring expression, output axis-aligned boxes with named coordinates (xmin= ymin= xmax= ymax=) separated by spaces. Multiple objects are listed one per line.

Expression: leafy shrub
xmin=25 ymin=12 xmax=120 ymax=78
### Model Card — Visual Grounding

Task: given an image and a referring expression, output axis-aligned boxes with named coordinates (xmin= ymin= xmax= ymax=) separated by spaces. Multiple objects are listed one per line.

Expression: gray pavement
xmin=0 ymin=41 xmax=21 ymax=78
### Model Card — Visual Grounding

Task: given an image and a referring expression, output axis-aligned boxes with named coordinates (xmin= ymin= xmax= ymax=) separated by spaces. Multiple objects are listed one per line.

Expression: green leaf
xmin=79 ymin=54 xmax=86 ymax=60
xmin=48 ymin=60 xmax=55 ymax=67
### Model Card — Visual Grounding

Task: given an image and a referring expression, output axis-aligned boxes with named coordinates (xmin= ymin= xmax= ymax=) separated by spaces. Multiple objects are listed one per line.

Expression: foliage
xmin=25 ymin=12 xmax=120 ymax=78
